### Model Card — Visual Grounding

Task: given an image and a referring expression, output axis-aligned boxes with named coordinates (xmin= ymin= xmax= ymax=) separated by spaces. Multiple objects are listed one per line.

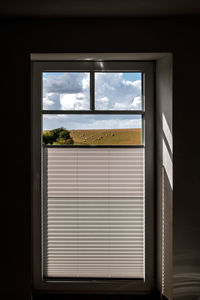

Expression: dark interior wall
xmin=1 ymin=18 xmax=200 ymax=300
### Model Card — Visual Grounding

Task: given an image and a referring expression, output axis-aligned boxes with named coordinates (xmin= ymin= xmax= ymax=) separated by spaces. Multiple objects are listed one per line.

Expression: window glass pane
xmin=43 ymin=72 xmax=90 ymax=110
xmin=43 ymin=114 xmax=142 ymax=145
xmin=95 ymin=72 xmax=142 ymax=110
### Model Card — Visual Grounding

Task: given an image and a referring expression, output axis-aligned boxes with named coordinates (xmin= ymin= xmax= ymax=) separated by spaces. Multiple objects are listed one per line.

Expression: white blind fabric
xmin=43 ymin=147 xmax=144 ymax=279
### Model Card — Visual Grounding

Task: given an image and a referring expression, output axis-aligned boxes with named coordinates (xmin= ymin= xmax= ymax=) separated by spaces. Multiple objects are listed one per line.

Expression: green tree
xmin=51 ymin=127 xmax=65 ymax=141
xmin=53 ymin=138 xmax=74 ymax=145
xmin=43 ymin=131 xmax=55 ymax=144
xmin=43 ymin=127 xmax=74 ymax=145
xmin=58 ymin=130 xmax=71 ymax=140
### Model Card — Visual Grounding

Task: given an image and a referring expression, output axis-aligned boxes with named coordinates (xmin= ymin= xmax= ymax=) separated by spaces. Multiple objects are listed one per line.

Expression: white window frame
xmin=31 ymin=60 xmax=155 ymax=293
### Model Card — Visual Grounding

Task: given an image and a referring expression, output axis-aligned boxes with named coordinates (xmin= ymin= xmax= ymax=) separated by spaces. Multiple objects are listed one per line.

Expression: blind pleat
xmin=43 ymin=148 xmax=144 ymax=279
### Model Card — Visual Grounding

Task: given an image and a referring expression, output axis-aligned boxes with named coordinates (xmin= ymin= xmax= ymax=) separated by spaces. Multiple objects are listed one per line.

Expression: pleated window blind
xmin=43 ymin=147 xmax=144 ymax=279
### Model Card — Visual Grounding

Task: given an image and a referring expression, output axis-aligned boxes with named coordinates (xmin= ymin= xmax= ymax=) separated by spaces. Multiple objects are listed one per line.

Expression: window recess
xmin=32 ymin=61 xmax=154 ymax=293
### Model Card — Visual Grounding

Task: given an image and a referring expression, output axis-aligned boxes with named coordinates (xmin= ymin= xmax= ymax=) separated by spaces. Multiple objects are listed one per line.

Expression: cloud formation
xmin=43 ymin=72 xmax=142 ymax=111
xmin=43 ymin=72 xmax=142 ymax=130
xmin=43 ymin=72 xmax=90 ymax=110
xmin=95 ymin=73 xmax=141 ymax=110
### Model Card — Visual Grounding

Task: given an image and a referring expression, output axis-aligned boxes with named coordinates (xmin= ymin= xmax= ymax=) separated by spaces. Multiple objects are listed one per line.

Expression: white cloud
xmin=113 ymin=102 xmax=128 ymax=110
xmin=100 ymin=96 xmax=109 ymax=102
xmin=43 ymin=97 xmax=54 ymax=107
xmin=60 ymin=93 xmax=88 ymax=110
xmin=82 ymin=76 xmax=89 ymax=90
xmin=43 ymin=92 xmax=60 ymax=109
xmin=87 ymin=118 xmax=140 ymax=129
xmin=43 ymin=72 xmax=90 ymax=110
xmin=43 ymin=114 xmax=68 ymax=120
xmin=95 ymin=73 xmax=141 ymax=110
xmin=43 ymin=72 xmax=141 ymax=111
xmin=131 ymin=80 xmax=141 ymax=89
xmin=42 ymin=72 xmax=142 ymax=130
xmin=97 ymin=97 xmax=109 ymax=109
xmin=131 ymin=96 xmax=141 ymax=108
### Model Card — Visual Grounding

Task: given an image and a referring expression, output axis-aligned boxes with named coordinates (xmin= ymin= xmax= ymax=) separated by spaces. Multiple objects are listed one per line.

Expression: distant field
xmin=69 ymin=128 xmax=141 ymax=145
xmin=43 ymin=128 xmax=142 ymax=145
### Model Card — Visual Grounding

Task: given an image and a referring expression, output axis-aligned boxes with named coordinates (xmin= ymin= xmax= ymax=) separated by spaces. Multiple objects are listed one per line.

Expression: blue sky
xmin=43 ymin=72 xmax=141 ymax=81
xmin=121 ymin=72 xmax=141 ymax=81
xmin=43 ymin=114 xmax=141 ymax=130
xmin=43 ymin=72 xmax=142 ymax=130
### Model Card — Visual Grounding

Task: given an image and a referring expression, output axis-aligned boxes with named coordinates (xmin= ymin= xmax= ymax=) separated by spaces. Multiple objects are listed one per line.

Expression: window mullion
xmin=90 ymin=71 xmax=95 ymax=111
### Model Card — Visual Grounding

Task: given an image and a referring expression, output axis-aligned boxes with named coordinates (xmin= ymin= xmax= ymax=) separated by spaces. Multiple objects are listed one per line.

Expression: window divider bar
xmin=43 ymin=144 xmax=144 ymax=148
xmin=90 ymin=71 xmax=95 ymax=111
xmin=42 ymin=110 xmax=145 ymax=115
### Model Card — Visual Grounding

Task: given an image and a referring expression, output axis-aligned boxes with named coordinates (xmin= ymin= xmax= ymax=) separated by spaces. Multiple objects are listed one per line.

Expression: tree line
xmin=43 ymin=127 xmax=74 ymax=145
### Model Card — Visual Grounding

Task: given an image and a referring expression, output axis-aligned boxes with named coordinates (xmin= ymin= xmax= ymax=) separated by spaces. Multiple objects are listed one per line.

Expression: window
xmin=32 ymin=61 xmax=154 ymax=293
